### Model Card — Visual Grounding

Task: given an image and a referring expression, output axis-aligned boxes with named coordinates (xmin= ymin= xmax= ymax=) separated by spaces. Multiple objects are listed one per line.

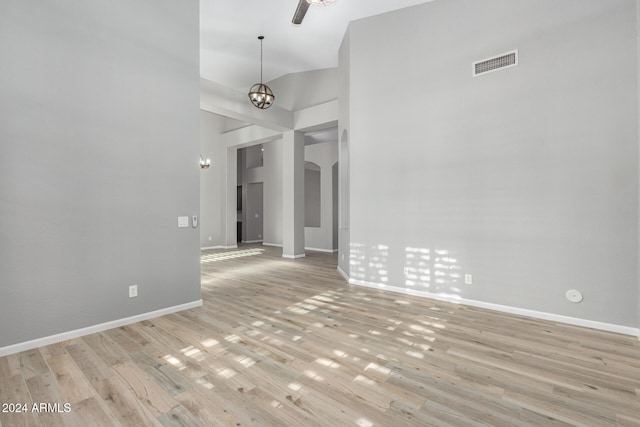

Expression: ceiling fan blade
xmin=292 ymin=0 xmax=310 ymax=25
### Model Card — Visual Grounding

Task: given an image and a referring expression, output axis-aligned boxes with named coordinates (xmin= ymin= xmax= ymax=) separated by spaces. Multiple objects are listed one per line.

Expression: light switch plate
xmin=177 ymin=216 xmax=189 ymax=228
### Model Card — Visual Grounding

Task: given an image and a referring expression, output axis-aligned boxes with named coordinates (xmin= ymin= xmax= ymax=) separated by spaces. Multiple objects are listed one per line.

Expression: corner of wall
xmin=637 ymin=0 xmax=640 ymax=333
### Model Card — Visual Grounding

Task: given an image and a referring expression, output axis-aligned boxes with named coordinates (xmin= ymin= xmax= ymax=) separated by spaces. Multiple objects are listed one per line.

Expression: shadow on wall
xmin=349 ymin=243 xmax=463 ymax=300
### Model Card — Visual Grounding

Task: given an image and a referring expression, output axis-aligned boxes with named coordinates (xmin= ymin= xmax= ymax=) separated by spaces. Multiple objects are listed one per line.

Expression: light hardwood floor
xmin=1 ymin=245 xmax=640 ymax=426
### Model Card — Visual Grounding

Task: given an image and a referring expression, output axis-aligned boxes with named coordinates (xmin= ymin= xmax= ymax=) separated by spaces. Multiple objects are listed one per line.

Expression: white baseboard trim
xmin=223 ymin=245 xmax=238 ymax=249
xmin=283 ymin=253 xmax=306 ymax=259
xmin=349 ymin=278 xmax=640 ymax=338
xmin=242 ymin=240 xmax=263 ymax=244
xmin=337 ymin=265 xmax=349 ymax=282
xmin=262 ymin=242 xmax=283 ymax=248
xmin=201 ymin=245 xmax=224 ymax=250
xmin=304 ymin=247 xmax=337 ymax=253
xmin=0 ymin=300 xmax=203 ymax=357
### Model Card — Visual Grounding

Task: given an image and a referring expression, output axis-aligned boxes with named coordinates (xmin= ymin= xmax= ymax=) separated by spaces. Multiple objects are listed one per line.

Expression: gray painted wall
xmin=0 ymin=0 xmax=201 ymax=347
xmin=346 ymin=0 xmax=639 ymax=327
xmin=282 ymin=131 xmax=306 ymax=257
xmin=305 ymin=167 xmax=322 ymax=228
xmin=637 ymin=0 xmax=640 ymax=332
xmin=332 ymin=162 xmax=339 ymax=250
xmin=245 ymin=145 xmax=264 ymax=169
xmin=200 ymin=111 xmax=225 ymax=247
xmin=338 ymin=30 xmax=351 ymax=275
xmin=225 ymin=147 xmax=238 ymax=247
xmin=263 ymin=139 xmax=284 ymax=246
xmin=246 ymin=183 xmax=264 ymax=242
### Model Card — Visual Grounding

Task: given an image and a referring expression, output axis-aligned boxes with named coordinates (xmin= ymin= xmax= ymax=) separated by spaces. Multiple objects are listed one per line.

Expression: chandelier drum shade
xmin=248 ymin=36 xmax=275 ymax=109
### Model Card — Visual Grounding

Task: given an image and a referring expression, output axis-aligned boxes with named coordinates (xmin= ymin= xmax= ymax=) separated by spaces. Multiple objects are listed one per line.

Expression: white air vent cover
xmin=473 ymin=50 xmax=518 ymax=76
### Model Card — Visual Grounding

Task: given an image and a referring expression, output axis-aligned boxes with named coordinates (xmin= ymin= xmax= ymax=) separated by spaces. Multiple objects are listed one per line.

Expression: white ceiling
xmin=200 ymin=0 xmax=434 ymax=91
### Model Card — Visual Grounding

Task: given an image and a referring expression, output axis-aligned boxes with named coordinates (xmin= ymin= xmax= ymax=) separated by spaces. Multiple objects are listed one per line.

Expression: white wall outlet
xmin=464 ymin=274 xmax=473 ymax=284
xmin=192 ymin=215 xmax=198 ymax=228
xmin=208 ymin=236 xmax=212 ymax=241
xmin=129 ymin=285 xmax=138 ymax=298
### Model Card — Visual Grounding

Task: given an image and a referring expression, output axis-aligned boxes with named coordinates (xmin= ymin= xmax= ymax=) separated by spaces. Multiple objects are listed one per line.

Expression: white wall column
xmin=282 ymin=131 xmax=305 ymax=258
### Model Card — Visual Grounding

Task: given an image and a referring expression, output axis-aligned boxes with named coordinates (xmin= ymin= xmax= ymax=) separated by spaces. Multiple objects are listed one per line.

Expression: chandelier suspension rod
xmin=248 ymin=35 xmax=274 ymax=109
xmin=259 ymin=35 xmax=264 ymax=84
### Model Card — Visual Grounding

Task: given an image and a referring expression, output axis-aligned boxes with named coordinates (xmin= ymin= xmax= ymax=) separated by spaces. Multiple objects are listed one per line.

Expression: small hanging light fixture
xmin=200 ymin=154 xmax=211 ymax=169
xmin=248 ymin=36 xmax=275 ymax=109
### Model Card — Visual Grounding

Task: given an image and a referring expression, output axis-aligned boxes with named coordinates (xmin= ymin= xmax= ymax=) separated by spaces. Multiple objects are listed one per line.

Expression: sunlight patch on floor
xmin=201 ymin=338 xmax=219 ymax=347
xmin=235 ymin=355 xmax=256 ymax=368
xmin=315 ymin=358 xmax=340 ymax=369
xmin=409 ymin=324 xmax=434 ymax=334
xmin=195 ymin=378 xmax=214 ymax=390
xmin=200 ymin=248 xmax=265 ymax=264
xmin=365 ymin=363 xmax=391 ymax=376
xmin=288 ymin=382 xmax=302 ymax=391
xmin=406 ymin=350 xmax=424 ymax=359
xmin=182 ymin=347 xmax=201 ymax=357
xmin=217 ymin=367 xmax=236 ymax=379
xmin=271 ymin=400 xmax=283 ymax=409
xmin=304 ymin=370 xmax=325 ymax=382
xmin=333 ymin=350 xmax=348 ymax=358
xmin=418 ymin=319 xmax=446 ymax=329
xmin=287 ymin=306 xmax=309 ymax=315
xmin=353 ymin=375 xmax=375 ymax=386
xmin=225 ymin=334 xmax=241 ymax=343
xmin=164 ymin=355 xmax=185 ymax=370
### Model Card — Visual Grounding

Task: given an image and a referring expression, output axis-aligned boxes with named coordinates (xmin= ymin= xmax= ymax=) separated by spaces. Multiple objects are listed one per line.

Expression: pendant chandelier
xmin=248 ymin=36 xmax=275 ymax=110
